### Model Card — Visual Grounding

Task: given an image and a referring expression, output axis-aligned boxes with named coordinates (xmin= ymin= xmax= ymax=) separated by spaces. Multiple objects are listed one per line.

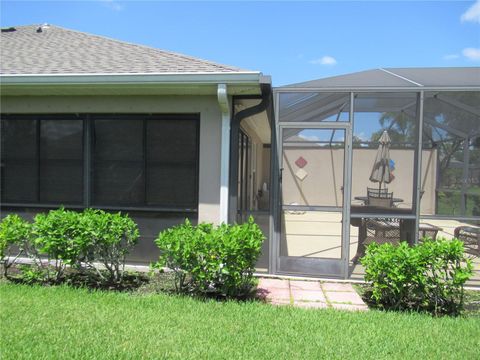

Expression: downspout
xmin=217 ymin=83 xmax=230 ymax=224
xmin=228 ymin=81 xmax=272 ymax=223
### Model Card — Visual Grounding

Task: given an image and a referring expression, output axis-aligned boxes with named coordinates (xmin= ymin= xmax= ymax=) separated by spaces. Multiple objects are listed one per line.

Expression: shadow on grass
xmin=2 ymin=264 xmax=262 ymax=303
xmin=353 ymin=283 xmax=480 ymax=318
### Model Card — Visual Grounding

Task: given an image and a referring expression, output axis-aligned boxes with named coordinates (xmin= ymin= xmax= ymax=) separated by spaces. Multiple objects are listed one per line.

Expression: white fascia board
xmin=0 ymin=72 xmax=263 ymax=85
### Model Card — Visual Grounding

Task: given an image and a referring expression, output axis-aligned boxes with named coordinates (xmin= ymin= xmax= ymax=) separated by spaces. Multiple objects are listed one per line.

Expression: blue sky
xmin=1 ymin=1 xmax=479 ymax=86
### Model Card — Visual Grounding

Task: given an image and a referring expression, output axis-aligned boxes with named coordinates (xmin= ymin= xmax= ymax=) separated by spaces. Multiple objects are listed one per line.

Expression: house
xmin=0 ymin=24 xmax=273 ymax=264
xmin=1 ymin=25 xmax=479 ymax=283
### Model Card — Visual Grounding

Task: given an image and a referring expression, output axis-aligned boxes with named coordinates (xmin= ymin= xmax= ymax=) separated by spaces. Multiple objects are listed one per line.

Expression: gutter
xmin=0 ymin=72 xmax=262 ymax=85
xmin=217 ymin=84 xmax=231 ymax=224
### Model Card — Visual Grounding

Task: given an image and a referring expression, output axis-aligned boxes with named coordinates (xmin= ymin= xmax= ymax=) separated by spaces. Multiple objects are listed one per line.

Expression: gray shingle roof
xmin=285 ymin=67 xmax=480 ymax=88
xmin=1 ymin=24 xmax=247 ymax=75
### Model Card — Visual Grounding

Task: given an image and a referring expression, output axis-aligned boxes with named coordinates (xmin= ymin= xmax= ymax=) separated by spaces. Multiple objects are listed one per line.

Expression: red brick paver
xmin=257 ymin=278 xmax=368 ymax=311
xmin=325 ymin=291 xmax=364 ymax=305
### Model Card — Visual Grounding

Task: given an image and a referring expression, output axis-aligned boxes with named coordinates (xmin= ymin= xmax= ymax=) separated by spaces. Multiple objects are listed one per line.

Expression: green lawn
xmin=1 ymin=284 xmax=479 ymax=359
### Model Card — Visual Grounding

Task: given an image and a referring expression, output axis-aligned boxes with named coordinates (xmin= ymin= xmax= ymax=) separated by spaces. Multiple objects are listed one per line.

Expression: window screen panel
xmin=146 ymin=118 xmax=198 ymax=208
xmin=146 ymin=119 xmax=198 ymax=163
xmin=93 ymin=119 xmax=145 ymax=205
xmin=1 ymin=118 xmax=38 ymax=202
xmin=147 ymin=165 xmax=197 ymax=207
xmin=39 ymin=119 xmax=83 ymax=203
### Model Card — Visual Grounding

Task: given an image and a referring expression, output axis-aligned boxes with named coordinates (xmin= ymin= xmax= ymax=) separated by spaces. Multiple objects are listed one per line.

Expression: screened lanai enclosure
xmin=272 ymin=68 xmax=480 ymax=284
xmin=1 ymin=66 xmax=478 ymax=284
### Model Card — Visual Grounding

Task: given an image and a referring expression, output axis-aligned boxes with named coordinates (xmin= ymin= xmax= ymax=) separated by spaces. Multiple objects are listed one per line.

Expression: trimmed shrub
xmin=0 ymin=215 xmax=32 ymax=278
xmin=361 ymin=238 xmax=473 ymax=316
xmin=0 ymin=208 xmax=139 ymax=287
xmin=153 ymin=216 xmax=264 ymax=298
xmin=81 ymin=209 xmax=139 ymax=285
xmin=33 ymin=208 xmax=90 ymax=282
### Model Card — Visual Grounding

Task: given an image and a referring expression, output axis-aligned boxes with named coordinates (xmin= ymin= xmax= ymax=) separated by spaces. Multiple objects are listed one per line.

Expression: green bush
xmin=0 ymin=215 xmax=32 ymax=278
xmin=153 ymin=216 xmax=264 ymax=298
xmin=0 ymin=208 xmax=139 ymax=287
xmin=81 ymin=209 xmax=139 ymax=285
xmin=361 ymin=238 xmax=473 ymax=316
xmin=33 ymin=209 xmax=90 ymax=282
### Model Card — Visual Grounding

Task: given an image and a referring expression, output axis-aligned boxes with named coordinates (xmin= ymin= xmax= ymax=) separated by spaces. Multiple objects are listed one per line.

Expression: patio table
xmin=350 ymin=219 xmax=442 ymax=264
xmin=354 ymin=196 xmax=404 ymax=204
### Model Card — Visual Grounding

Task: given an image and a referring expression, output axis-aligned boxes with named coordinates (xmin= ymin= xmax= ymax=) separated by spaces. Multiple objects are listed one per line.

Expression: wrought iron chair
xmin=366 ymin=189 xmax=396 ymax=243
xmin=454 ymin=226 xmax=480 ymax=257
xmin=365 ymin=218 xmax=401 ymax=245
xmin=367 ymin=190 xmax=394 ymax=208
xmin=367 ymin=187 xmax=389 ymax=197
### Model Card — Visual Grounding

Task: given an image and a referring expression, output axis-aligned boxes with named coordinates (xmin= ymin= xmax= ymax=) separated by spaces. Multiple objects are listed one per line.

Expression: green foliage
xmin=33 ymin=208 xmax=90 ymax=281
xmin=0 ymin=215 xmax=32 ymax=278
xmin=81 ymin=209 xmax=139 ymax=284
xmin=1 ymin=208 xmax=139 ymax=287
xmin=153 ymin=216 xmax=264 ymax=298
xmin=361 ymin=238 xmax=473 ymax=316
xmin=17 ymin=264 xmax=50 ymax=285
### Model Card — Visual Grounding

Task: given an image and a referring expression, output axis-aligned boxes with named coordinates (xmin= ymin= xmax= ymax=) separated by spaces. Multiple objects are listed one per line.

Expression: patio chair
xmin=367 ymin=191 xmax=394 ymax=208
xmin=367 ymin=187 xmax=389 ymax=197
xmin=454 ymin=226 xmax=480 ymax=257
xmin=418 ymin=223 xmax=442 ymax=241
xmin=364 ymin=218 xmax=401 ymax=245
xmin=352 ymin=218 xmax=436 ymax=263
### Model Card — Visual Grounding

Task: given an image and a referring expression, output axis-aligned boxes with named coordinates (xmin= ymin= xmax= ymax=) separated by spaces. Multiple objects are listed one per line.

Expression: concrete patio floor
xmin=257 ymin=278 xmax=368 ymax=311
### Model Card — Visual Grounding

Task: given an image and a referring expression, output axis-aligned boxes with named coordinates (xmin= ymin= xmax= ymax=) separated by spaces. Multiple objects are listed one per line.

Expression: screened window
xmin=1 ymin=114 xmax=199 ymax=211
xmin=93 ymin=119 xmax=144 ymax=206
xmin=146 ymin=119 xmax=198 ymax=208
xmin=40 ymin=119 xmax=84 ymax=203
xmin=1 ymin=117 xmax=38 ymax=202
xmin=92 ymin=116 xmax=199 ymax=209
xmin=1 ymin=116 xmax=84 ymax=204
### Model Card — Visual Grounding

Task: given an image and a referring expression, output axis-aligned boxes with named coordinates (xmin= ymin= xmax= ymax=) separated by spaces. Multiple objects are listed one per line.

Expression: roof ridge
xmin=378 ymin=68 xmax=423 ymax=87
xmin=46 ymin=24 xmax=247 ymax=72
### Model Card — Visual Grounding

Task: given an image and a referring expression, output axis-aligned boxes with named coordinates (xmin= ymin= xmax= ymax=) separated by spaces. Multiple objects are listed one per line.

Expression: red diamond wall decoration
xmin=295 ymin=156 xmax=307 ymax=168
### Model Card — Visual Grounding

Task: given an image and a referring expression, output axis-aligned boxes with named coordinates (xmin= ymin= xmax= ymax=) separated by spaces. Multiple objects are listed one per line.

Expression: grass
xmin=1 ymin=283 xmax=480 ymax=359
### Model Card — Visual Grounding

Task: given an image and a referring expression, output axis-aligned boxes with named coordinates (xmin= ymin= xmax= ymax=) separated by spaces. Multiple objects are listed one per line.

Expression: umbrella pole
xmin=379 ymin=164 xmax=383 ymax=190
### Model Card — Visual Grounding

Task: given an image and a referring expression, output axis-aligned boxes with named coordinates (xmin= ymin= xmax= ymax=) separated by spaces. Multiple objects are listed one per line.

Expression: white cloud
xmin=461 ymin=0 xmax=480 ymax=23
xmin=100 ymin=0 xmax=124 ymax=12
xmin=462 ymin=47 xmax=480 ymax=60
xmin=443 ymin=54 xmax=460 ymax=60
xmin=309 ymin=56 xmax=337 ymax=65
xmin=356 ymin=132 xmax=368 ymax=142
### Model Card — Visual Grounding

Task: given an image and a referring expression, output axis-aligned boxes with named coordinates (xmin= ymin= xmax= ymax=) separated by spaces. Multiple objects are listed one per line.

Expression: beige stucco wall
xmin=1 ymin=95 xmax=224 ymax=223
xmin=282 ymin=146 xmax=437 ymax=214
xmin=351 ymin=148 xmax=437 ymax=214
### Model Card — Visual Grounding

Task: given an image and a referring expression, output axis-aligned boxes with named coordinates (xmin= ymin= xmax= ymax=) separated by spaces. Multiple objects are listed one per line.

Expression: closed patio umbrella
xmin=369 ymin=130 xmax=393 ymax=190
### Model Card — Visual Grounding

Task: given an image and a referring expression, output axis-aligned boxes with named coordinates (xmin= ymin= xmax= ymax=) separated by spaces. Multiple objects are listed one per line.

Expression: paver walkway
xmin=257 ymin=278 xmax=368 ymax=311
